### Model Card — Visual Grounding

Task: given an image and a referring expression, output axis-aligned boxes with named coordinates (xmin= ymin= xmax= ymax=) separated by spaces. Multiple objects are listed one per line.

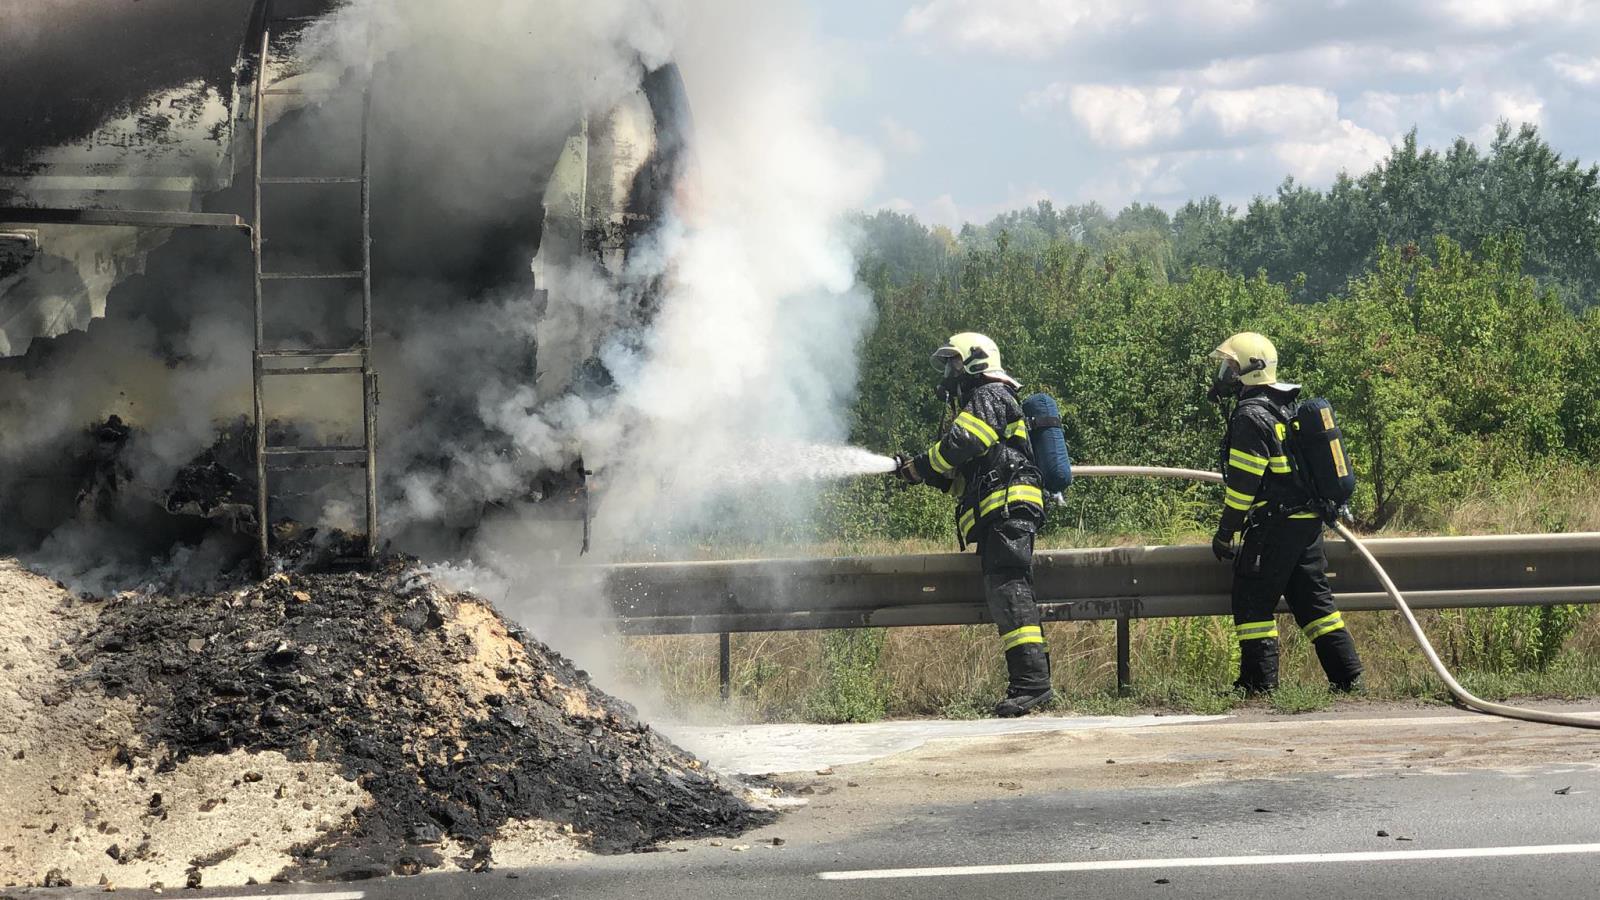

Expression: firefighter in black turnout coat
xmin=897 ymin=333 xmax=1051 ymax=717
xmin=1208 ymin=332 xmax=1363 ymax=694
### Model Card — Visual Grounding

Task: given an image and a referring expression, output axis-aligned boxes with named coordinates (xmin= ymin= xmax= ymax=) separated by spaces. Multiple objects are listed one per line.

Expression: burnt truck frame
xmin=0 ymin=0 xmax=691 ymax=563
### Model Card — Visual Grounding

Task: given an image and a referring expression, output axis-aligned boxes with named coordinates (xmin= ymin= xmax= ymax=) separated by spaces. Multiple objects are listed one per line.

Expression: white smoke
xmin=357 ymin=0 xmax=883 ymax=669
xmin=2 ymin=0 xmax=881 ymax=616
xmin=300 ymin=0 xmax=881 ymax=549
xmin=582 ymin=2 xmax=881 ymax=543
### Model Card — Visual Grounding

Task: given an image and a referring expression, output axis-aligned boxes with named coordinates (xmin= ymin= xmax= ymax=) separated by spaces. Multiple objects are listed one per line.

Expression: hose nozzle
xmin=890 ymin=452 xmax=921 ymax=484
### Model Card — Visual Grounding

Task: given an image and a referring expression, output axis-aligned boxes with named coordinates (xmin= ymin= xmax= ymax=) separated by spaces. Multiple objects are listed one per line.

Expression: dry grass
xmin=622 ymin=609 xmax=1600 ymax=722
xmin=1437 ymin=463 xmax=1600 ymax=535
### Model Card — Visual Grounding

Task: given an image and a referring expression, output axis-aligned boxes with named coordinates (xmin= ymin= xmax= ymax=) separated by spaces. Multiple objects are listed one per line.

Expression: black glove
xmin=1211 ymin=529 xmax=1237 ymax=561
xmin=894 ymin=453 xmax=922 ymax=484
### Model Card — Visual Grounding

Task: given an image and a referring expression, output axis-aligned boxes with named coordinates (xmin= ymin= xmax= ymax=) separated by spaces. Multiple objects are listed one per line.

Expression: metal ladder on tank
xmin=250 ymin=19 xmax=378 ymax=564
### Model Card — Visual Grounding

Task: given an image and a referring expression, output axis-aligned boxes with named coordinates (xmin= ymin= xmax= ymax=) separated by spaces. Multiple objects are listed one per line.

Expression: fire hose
xmin=1069 ymin=465 xmax=1600 ymax=730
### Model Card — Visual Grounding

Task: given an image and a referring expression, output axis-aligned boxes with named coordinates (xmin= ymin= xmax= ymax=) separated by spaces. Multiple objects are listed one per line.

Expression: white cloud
xmin=1549 ymin=53 xmax=1600 ymax=85
xmin=879 ymin=117 xmax=925 ymax=155
xmin=1191 ymin=85 xmax=1341 ymax=138
xmin=879 ymin=0 xmax=1599 ymax=213
xmin=1441 ymin=0 xmax=1583 ymax=29
xmin=1195 ymin=43 xmax=1508 ymax=93
xmin=1064 ymin=85 xmax=1185 ymax=149
xmin=903 ymin=0 xmax=1591 ymax=64
xmin=1049 ymin=79 xmax=1389 ymax=194
xmin=1486 ymin=89 xmax=1544 ymax=127
xmin=902 ymin=0 xmax=1145 ymax=57
xmin=1429 ymin=85 xmax=1545 ymax=141
xmin=1351 ymin=90 xmax=1412 ymax=136
xmin=1059 ymin=82 xmax=1363 ymax=150
xmin=1355 ymin=85 xmax=1543 ymax=139
xmin=1273 ymin=119 xmax=1392 ymax=182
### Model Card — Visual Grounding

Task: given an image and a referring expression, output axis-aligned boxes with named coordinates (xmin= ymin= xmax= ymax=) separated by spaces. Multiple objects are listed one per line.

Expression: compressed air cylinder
xmin=1291 ymin=398 xmax=1356 ymax=505
xmin=1022 ymin=392 xmax=1072 ymax=494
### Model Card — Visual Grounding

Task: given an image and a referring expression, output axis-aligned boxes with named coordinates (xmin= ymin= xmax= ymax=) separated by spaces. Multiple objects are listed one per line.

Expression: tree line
xmin=824 ymin=124 xmax=1600 ymax=543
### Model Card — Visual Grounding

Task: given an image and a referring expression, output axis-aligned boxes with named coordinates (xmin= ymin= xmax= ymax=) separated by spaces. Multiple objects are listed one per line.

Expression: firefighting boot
xmin=995 ymin=646 xmax=1053 ymax=717
xmin=1315 ymin=630 xmax=1364 ymax=692
xmin=1233 ymin=637 xmax=1280 ymax=697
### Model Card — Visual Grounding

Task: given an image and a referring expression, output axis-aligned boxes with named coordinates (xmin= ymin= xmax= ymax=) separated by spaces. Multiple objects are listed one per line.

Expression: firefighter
xmin=895 ymin=333 xmax=1051 ymax=717
xmin=1208 ymin=332 xmax=1363 ymax=694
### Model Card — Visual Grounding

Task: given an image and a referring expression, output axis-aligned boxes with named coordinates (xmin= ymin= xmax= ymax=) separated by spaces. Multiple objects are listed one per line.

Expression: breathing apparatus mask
xmin=1207 ymin=356 xmax=1266 ymax=403
xmin=932 ymin=346 xmax=967 ymax=405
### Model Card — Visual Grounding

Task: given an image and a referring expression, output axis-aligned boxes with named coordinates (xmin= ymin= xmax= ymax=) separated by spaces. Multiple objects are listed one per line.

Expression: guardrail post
xmin=719 ymin=632 xmax=731 ymax=701
xmin=1116 ymin=614 xmax=1132 ymax=696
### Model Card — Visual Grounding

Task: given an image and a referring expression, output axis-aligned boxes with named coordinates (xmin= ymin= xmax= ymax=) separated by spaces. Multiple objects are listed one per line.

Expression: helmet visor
xmin=931 ymin=346 xmax=962 ymax=376
xmin=1215 ymin=358 xmax=1240 ymax=385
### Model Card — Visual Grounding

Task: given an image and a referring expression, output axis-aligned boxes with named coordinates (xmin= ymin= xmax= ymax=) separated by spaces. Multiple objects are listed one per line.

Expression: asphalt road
xmin=23 ymin=769 xmax=1600 ymax=899
xmin=15 ymin=710 xmax=1600 ymax=900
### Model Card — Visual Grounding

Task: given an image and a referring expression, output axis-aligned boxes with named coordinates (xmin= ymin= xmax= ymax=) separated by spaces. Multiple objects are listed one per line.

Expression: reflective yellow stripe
xmin=929 ymin=442 xmax=953 ymax=475
xmin=1224 ymin=487 xmax=1255 ymax=511
xmin=1001 ymin=625 xmax=1045 ymax=651
xmin=1330 ymin=437 xmax=1349 ymax=477
xmin=978 ymin=485 xmax=1044 ymax=517
xmin=1229 ymin=459 xmax=1267 ymax=476
xmin=1228 ymin=448 xmax=1267 ymax=476
xmin=955 ymin=411 xmax=999 ymax=446
xmin=1303 ymin=611 xmax=1346 ymax=640
xmin=1230 ymin=448 xmax=1268 ymax=467
xmin=1234 ymin=620 xmax=1279 ymax=641
xmin=959 ymin=485 xmax=1046 ymax=539
xmin=1288 ymin=511 xmax=1321 ymax=519
xmin=1269 ymin=455 xmax=1292 ymax=474
xmin=1004 ymin=419 xmax=1028 ymax=440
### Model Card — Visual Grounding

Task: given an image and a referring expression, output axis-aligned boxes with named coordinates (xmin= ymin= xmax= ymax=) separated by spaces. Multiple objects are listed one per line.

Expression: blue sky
xmin=805 ymin=0 xmax=1600 ymax=228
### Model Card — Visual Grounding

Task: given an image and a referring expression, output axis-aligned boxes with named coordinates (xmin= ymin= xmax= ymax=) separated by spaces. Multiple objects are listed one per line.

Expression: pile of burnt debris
xmin=69 ymin=560 xmax=770 ymax=880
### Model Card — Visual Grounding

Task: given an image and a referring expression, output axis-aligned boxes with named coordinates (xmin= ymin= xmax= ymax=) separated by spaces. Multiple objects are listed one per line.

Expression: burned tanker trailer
xmin=0 ymin=0 xmax=692 ymax=583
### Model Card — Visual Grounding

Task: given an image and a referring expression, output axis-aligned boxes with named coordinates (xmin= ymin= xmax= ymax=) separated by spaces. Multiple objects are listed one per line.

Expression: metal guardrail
xmin=606 ymin=532 xmax=1600 ymax=635
xmin=603 ymin=532 xmax=1600 ymax=693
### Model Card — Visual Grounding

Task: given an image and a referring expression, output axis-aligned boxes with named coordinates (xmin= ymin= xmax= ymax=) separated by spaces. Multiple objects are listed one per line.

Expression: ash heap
xmin=1 ymin=560 xmax=770 ymax=887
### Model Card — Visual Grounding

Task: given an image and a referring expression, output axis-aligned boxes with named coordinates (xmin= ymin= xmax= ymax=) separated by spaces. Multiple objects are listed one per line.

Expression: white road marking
xmin=198 ymin=894 xmax=364 ymax=900
xmin=816 ymin=843 xmax=1600 ymax=880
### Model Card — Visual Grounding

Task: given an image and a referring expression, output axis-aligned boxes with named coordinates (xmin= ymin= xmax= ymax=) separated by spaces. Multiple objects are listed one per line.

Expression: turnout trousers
xmin=976 ymin=516 xmax=1051 ymax=693
xmin=1232 ymin=516 xmax=1363 ymax=692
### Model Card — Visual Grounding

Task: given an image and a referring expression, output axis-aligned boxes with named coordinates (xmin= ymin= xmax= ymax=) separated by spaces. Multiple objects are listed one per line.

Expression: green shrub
xmin=807 ymin=628 xmax=889 ymax=723
xmin=1442 ymin=605 xmax=1591 ymax=674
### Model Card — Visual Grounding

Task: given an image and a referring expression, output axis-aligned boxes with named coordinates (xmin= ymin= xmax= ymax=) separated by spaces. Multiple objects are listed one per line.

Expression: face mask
xmin=1208 ymin=357 xmax=1265 ymax=402
xmin=932 ymin=351 xmax=964 ymax=403
xmin=1208 ymin=359 xmax=1241 ymax=403
xmin=936 ymin=368 xmax=963 ymax=404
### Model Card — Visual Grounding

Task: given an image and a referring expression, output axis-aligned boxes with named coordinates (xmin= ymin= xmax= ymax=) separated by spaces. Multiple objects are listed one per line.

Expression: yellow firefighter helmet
xmin=931 ymin=332 xmax=1002 ymax=377
xmin=1211 ymin=332 xmax=1279 ymax=387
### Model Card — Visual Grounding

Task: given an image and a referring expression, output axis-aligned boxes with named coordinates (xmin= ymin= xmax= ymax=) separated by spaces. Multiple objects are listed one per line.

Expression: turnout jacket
xmin=912 ymin=380 xmax=1043 ymax=544
xmin=1218 ymin=385 xmax=1319 ymax=535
